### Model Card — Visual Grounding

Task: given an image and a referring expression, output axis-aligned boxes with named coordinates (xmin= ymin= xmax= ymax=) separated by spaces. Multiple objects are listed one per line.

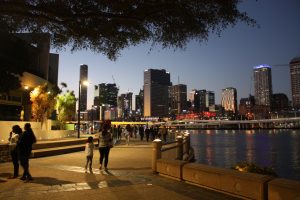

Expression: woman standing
xmin=8 ymin=125 xmax=22 ymax=178
xmin=98 ymin=124 xmax=112 ymax=171
xmin=18 ymin=123 xmax=36 ymax=182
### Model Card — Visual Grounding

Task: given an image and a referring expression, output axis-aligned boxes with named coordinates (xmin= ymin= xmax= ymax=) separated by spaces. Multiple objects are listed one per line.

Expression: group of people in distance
xmin=84 ymin=123 xmax=173 ymax=173
xmin=8 ymin=123 xmax=36 ymax=182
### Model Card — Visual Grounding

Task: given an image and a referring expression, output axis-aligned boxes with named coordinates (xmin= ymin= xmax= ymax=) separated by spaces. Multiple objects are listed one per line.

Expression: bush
xmin=232 ymin=161 xmax=277 ymax=177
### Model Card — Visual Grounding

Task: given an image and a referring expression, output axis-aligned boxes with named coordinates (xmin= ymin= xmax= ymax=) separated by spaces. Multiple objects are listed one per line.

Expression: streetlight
xmin=78 ymin=80 xmax=89 ymax=138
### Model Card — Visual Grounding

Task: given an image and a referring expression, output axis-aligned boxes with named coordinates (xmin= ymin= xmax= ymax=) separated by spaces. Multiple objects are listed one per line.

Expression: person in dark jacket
xmin=18 ymin=123 xmax=36 ymax=181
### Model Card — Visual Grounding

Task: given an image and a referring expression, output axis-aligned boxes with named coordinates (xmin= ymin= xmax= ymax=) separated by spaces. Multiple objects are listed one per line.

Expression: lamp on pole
xmin=78 ymin=80 xmax=89 ymax=138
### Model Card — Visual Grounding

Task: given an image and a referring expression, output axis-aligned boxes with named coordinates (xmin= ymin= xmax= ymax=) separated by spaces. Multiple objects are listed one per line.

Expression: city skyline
xmin=57 ymin=0 xmax=300 ymax=109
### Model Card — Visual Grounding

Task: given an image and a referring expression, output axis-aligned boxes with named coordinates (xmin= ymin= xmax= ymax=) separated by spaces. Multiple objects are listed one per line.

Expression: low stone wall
xmin=156 ymin=159 xmax=187 ymax=180
xmin=183 ymin=163 xmax=272 ymax=200
xmin=0 ymin=144 xmax=10 ymax=162
xmin=155 ymin=159 xmax=300 ymax=200
xmin=0 ymin=121 xmax=77 ymax=143
xmin=268 ymin=178 xmax=300 ymax=200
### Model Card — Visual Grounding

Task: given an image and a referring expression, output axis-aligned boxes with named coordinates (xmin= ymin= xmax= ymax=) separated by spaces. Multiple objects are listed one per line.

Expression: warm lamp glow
xmin=24 ymin=85 xmax=29 ymax=90
xmin=82 ymin=80 xmax=89 ymax=86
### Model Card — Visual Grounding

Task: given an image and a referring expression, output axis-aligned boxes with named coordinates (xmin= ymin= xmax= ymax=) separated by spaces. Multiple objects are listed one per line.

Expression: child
xmin=85 ymin=136 xmax=94 ymax=173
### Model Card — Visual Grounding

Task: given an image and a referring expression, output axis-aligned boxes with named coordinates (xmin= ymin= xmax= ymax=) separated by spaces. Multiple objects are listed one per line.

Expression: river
xmin=189 ymin=129 xmax=300 ymax=181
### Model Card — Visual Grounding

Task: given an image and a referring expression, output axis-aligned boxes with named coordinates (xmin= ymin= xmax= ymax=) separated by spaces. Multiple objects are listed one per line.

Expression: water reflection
xmin=189 ymin=129 xmax=300 ymax=181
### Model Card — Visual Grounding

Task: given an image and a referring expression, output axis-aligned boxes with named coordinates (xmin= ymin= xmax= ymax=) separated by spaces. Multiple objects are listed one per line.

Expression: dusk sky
xmin=56 ymin=0 xmax=300 ymax=109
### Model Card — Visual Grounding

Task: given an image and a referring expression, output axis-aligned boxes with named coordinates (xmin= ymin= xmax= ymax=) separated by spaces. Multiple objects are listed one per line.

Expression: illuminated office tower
xmin=290 ymin=57 xmax=300 ymax=109
xmin=221 ymin=87 xmax=237 ymax=113
xmin=205 ymin=91 xmax=215 ymax=108
xmin=170 ymin=84 xmax=187 ymax=114
xmin=79 ymin=64 xmax=88 ymax=111
xmin=144 ymin=69 xmax=171 ymax=117
xmin=253 ymin=64 xmax=273 ymax=106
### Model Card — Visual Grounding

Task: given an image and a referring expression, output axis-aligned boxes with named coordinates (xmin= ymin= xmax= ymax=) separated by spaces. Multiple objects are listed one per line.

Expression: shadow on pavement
xmin=30 ymin=177 xmax=74 ymax=186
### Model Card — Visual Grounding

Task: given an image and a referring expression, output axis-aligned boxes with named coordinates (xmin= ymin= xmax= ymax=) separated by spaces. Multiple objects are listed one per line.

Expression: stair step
xmin=31 ymin=144 xmax=85 ymax=158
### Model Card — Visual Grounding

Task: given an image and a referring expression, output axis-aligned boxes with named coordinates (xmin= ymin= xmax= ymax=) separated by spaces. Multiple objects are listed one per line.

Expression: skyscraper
xmin=79 ymin=64 xmax=88 ymax=111
xmin=118 ymin=92 xmax=133 ymax=119
xmin=170 ymin=84 xmax=187 ymax=114
xmin=144 ymin=69 xmax=171 ymax=117
xmin=253 ymin=64 xmax=272 ymax=106
xmin=94 ymin=83 xmax=119 ymax=107
xmin=221 ymin=87 xmax=237 ymax=113
xmin=290 ymin=56 xmax=300 ymax=109
xmin=205 ymin=91 xmax=215 ymax=108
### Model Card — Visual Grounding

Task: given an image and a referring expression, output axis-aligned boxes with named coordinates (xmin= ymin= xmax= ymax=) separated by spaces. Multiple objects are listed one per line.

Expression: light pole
xmin=78 ymin=80 xmax=89 ymax=138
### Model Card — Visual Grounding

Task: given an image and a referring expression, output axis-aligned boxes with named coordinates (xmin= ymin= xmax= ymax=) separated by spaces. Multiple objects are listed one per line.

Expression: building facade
xmin=118 ymin=92 xmax=133 ymax=119
xmin=144 ymin=69 xmax=171 ymax=117
xmin=221 ymin=87 xmax=237 ymax=113
xmin=94 ymin=83 xmax=119 ymax=107
xmin=170 ymin=84 xmax=187 ymax=114
xmin=135 ymin=89 xmax=144 ymax=116
xmin=0 ymin=33 xmax=59 ymax=121
xmin=205 ymin=91 xmax=215 ymax=108
xmin=290 ymin=57 xmax=300 ymax=109
xmin=79 ymin=64 xmax=88 ymax=111
xmin=253 ymin=64 xmax=273 ymax=107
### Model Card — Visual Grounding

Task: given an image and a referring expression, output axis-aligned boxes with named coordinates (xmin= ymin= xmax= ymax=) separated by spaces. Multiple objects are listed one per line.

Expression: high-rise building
xmin=290 ymin=56 xmax=300 ymax=109
xmin=94 ymin=83 xmax=119 ymax=107
xmin=189 ymin=89 xmax=208 ymax=113
xmin=118 ymin=92 xmax=133 ymax=119
xmin=79 ymin=64 xmax=88 ymax=111
xmin=221 ymin=87 xmax=237 ymax=113
xmin=170 ymin=84 xmax=187 ymax=114
xmin=205 ymin=91 xmax=215 ymax=108
xmin=272 ymin=93 xmax=289 ymax=112
xmin=253 ymin=64 xmax=273 ymax=106
xmin=135 ymin=89 xmax=144 ymax=116
xmin=239 ymin=95 xmax=255 ymax=119
xmin=144 ymin=69 xmax=171 ymax=117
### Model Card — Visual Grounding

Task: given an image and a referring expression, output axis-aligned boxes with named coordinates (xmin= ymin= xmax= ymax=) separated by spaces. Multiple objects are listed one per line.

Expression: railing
xmin=152 ymin=131 xmax=190 ymax=172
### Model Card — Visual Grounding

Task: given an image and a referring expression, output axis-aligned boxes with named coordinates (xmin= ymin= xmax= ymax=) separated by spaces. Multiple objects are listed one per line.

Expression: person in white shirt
xmin=8 ymin=125 xmax=22 ymax=178
xmin=84 ymin=136 xmax=94 ymax=173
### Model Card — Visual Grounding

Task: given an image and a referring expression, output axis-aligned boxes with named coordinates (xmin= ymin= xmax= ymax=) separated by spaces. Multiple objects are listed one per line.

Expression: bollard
xmin=183 ymin=132 xmax=190 ymax=155
xmin=176 ymin=136 xmax=183 ymax=160
xmin=152 ymin=139 xmax=162 ymax=173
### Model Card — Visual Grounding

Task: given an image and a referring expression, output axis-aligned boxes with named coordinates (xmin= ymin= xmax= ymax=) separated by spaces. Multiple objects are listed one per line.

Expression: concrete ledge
xmin=156 ymin=159 xmax=188 ymax=180
xmin=268 ymin=178 xmax=300 ymax=200
xmin=183 ymin=163 xmax=273 ymax=200
xmin=31 ymin=144 xmax=85 ymax=158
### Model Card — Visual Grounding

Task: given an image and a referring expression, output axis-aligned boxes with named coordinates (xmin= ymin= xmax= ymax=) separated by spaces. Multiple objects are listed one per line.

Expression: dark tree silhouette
xmin=0 ymin=0 xmax=255 ymax=60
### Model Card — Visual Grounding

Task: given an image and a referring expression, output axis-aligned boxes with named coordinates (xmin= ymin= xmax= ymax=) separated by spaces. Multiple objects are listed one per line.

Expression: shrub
xmin=232 ymin=161 xmax=277 ymax=177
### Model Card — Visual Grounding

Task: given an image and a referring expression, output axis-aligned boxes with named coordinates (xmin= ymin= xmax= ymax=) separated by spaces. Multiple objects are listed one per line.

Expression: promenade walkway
xmin=0 ymin=138 xmax=241 ymax=200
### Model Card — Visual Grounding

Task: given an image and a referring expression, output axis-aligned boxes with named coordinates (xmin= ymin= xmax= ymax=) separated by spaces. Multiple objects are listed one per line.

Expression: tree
xmin=0 ymin=0 xmax=255 ymax=60
xmin=30 ymin=83 xmax=59 ymax=128
xmin=56 ymin=90 xmax=77 ymax=123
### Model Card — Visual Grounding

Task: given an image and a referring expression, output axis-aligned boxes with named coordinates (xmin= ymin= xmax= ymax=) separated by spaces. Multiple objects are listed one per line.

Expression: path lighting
xmin=78 ymin=80 xmax=89 ymax=138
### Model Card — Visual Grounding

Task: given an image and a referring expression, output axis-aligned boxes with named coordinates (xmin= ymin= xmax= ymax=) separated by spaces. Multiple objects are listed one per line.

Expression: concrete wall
xmin=0 ymin=121 xmax=77 ymax=143
xmin=155 ymin=159 xmax=300 ymax=200
xmin=268 ymin=178 xmax=300 ymax=200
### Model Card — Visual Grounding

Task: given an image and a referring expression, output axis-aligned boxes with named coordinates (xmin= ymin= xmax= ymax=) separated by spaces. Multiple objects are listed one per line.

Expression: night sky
xmin=56 ymin=0 xmax=300 ymax=109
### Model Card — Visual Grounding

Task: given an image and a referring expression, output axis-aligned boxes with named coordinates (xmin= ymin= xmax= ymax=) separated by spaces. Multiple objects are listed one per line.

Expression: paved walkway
xmin=0 ymin=139 xmax=241 ymax=200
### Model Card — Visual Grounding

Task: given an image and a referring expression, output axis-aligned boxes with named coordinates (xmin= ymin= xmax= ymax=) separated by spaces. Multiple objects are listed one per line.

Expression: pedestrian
xmin=84 ymin=136 xmax=94 ymax=173
xmin=161 ymin=125 xmax=168 ymax=143
xmin=112 ymin=125 xmax=118 ymax=144
xmin=145 ymin=126 xmax=150 ymax=142
xmin=124 ymin=124 xmax=131 ymax=145
xmin=8 ymin=125 xmax=22 ymax=178
xmin=139 ymin=125 xmax=144 ymax=141
xmin=98 ymin=124 xmax=112 ymax=170
xmin=18 ymin=123 xmax=36 ymax=182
